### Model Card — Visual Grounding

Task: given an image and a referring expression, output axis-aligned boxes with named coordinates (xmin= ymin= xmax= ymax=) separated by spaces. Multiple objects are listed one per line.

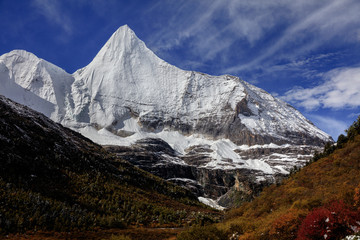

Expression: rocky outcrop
xmin=105 ymin=138 xmax=317 ymax=207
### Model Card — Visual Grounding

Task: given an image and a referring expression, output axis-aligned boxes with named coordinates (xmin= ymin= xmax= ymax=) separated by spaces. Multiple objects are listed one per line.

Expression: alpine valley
xmin=0 ymin=25 xmax=332 ymax=208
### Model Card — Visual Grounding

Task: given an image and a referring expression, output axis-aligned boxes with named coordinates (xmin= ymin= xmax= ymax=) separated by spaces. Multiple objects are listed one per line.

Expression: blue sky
xmin=1 ymin=0 xmax=360 ymax=139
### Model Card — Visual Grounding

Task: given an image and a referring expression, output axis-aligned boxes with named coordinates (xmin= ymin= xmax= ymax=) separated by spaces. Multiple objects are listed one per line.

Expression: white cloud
xmin=282 ymin=67 xmax=360 ymax=110
xmin=286 ymin=53 xmax=337 ymax=69
xmin=225 ymin=0 xmax=360 ymax=74
xmin=146 ymin=1 xmax=226 ymax=55
xmin=143 ymin=0 xmax=360 ymax=73
xmin=146 ymin=0 xmax=288 ymax=63
xmin=32 ymin=0 xmax=72 ymax=35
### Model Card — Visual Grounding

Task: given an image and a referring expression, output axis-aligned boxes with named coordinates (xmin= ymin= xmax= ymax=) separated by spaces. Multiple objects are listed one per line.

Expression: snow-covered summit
xmin=72 ymin=24 xmax=188 ymax=127
xmin=0 ymin=50 xmax=74 ymax=122
xmin=70 ymin=25 xmax=331 ymax=146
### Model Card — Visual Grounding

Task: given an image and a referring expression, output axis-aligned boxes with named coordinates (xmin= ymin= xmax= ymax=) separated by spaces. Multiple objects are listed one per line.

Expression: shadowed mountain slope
xmin=0 ymin=95 xmax=219 ymax=235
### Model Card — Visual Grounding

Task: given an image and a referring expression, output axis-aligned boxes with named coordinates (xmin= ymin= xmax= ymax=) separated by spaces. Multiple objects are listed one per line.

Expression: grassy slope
xmin=0 ymin=96 xmax=220 ymax=236
xmin=218 ymin=130 xmax=360 ymax=239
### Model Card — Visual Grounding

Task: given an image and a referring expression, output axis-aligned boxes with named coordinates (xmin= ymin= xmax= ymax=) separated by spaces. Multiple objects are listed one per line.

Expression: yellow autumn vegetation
xmin=217 ymin=133 xmax=360 ymax=239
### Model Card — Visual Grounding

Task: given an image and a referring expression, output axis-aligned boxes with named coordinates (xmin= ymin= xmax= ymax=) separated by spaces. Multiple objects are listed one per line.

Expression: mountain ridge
xmin=0 ymin=25 xmax=331 ymax=145
xmin=0 ymin=25 xmax=333 ymax=206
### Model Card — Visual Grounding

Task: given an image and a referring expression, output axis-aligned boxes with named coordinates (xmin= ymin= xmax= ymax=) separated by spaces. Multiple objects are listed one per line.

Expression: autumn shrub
xmin=268 ymin=209 xmax=307 ymax=240
xmin=228 ymin=218 xmax=257 ymax=235
xmin=291 ymin=197 xmax=322 ymax=210
xmin=297 ymin=201 xmax=360 ymax=240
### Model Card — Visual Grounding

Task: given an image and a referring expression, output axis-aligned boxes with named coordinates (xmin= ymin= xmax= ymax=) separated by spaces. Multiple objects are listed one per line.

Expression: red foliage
xmin=269 ymin=209 xmax=306 ymax=240
xmin=297 ymin=201 xmax=360 ymax=240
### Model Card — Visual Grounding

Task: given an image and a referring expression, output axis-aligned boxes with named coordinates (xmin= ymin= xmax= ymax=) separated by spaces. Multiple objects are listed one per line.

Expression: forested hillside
xmin=0 ymin=95 xmax=219 ymax=237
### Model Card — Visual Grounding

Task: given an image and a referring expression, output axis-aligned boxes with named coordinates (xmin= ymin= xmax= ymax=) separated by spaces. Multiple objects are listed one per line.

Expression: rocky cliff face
xmin=105 ymin=137 xmax=320 ymax=208
xmin=0 ymin=25 xmax=332 ymax=207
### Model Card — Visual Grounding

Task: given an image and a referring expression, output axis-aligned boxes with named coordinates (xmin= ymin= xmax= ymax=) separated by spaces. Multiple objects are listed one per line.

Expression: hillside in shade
xmin=0 ymin=95 xmax=220 ymax=237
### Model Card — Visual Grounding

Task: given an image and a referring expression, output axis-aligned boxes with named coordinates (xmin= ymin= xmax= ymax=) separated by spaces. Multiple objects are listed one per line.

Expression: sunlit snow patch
xmin=75 ymin=118 xmax=315 ymax=175
xmin=198 ymin=197 xmax=225 ymax=211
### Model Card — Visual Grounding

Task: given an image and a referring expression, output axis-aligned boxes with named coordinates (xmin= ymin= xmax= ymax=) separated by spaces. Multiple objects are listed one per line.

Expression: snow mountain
xmin=0 ymin=25 xmax=332 ymax=207
xmin=0 ymin=50 xmax=75 ymax=122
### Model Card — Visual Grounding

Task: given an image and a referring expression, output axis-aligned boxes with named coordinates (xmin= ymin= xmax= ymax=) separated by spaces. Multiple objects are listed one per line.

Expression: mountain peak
xmin=72 ymin=23 xmax=182 ymax=126
xmin=114 ymin=24 xmax=133 ymax=35
xmin=109 ymin=24 xmax=137 ymax=44
xmin=91 ymin=24 xmax=148 ymax=63
xmin=1 ymin=25 xmax=332 ymax=175
xmin=0 ymin=25 xmax=334 ymax=208
xmin=1 ymin=49 xmax=41 ymax=65
xmin=0 ymin=49 xmax=74 ymax=122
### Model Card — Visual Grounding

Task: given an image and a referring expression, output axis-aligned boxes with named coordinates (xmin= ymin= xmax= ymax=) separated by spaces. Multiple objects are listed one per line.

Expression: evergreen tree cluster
xmin=311 ymin=116 xmax=360 ymax=164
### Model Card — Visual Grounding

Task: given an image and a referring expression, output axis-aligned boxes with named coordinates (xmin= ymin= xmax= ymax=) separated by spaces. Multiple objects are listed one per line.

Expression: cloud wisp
xmin=282 ymin=67 xmax=360 ymax=110
xmin=143 ymin=0 xmax=360 ymax=77
xmin=224 ymin=0 xmax=360 ymax=74
xmin=32 ymin=0 xmax=73 ymax=35
xmin=146 ymin=0 xmax=287 ymax=62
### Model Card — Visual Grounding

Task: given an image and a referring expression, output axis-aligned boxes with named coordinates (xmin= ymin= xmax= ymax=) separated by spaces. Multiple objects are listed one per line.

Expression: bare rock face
xmin=105 ymin=138 xmax=317 ymax=208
